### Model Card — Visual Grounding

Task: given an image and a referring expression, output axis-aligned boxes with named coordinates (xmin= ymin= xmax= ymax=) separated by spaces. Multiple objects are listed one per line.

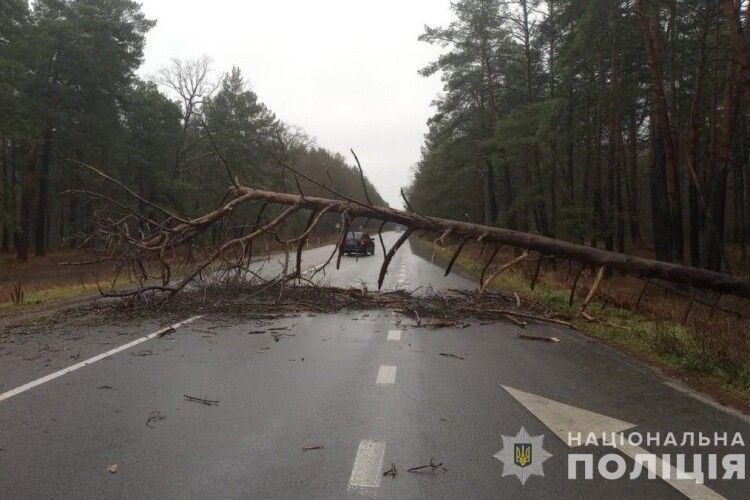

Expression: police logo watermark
xmin=495 ymin=427 xmax=552 ymax=484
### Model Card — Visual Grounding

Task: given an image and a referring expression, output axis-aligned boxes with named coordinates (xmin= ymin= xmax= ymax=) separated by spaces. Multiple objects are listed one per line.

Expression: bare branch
xmin=378 ymin=230 xmax=413 ymax=290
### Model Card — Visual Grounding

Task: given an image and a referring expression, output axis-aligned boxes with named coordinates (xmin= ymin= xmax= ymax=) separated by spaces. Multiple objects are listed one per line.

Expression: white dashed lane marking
xmin=348 ymin=440 xmax=386 ymax=493
xmin=376 ymin=365 xmax=397 ymax=385
xmin=387 ymin=330 xmax=401 ymax=341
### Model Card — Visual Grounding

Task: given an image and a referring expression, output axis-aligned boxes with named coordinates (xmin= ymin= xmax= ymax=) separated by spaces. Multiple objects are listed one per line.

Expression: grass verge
xmin=0 ymin=282 xmax=99 ymax=311
xmin=0 ymin=235 xmax=342 ymax=313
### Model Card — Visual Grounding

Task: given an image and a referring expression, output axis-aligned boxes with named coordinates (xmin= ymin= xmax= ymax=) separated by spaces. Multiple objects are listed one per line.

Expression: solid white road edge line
xmin=348 ymin=440 xmax=386 ymax=494
xmin=387 ymin=330 xmax=401 ymax=342
xmin=0 ymin=315 xmax=203 ymax=404
xmin=376 ymin=365 xmax=397 ymax=385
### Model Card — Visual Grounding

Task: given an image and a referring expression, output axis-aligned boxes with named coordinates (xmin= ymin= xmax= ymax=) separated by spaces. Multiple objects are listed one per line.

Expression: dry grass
xmin=0 ymin=234 xmax=340 ymax=310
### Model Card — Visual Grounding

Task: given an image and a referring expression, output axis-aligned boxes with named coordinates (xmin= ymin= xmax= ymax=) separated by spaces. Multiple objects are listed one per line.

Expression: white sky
xmin=137 ymin=0 xmax=455 ymax=208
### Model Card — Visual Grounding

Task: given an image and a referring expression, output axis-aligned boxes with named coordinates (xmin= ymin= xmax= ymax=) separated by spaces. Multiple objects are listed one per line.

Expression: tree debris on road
xmin=183 ymin=394 xmax=219 ymax=406
xmin=157 ymin=326 xmax=176 ymax=338
xmin=145 ymin=411 xmax=166 ymax=429
xmin=302 ymin=445 xmax=324 ymax=452
xmin=516 ymin=334 xmax=561 ymax=343
xmin=131 ymin=349 xmax=155 ymax=357
xmin=439 ymin=353 xmax=465 ymax=360
xmin=383 ymin=463 xmax=398 ymax=477
xmin=407 ymin=458 xmax=448 ymax=473
xmin=71 ymin=160 xmax=750 ymax=308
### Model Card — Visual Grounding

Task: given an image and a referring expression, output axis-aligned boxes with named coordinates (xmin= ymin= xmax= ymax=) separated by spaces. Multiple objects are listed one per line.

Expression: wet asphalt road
xmin=0 ymin=233 xmax=748 ymax=499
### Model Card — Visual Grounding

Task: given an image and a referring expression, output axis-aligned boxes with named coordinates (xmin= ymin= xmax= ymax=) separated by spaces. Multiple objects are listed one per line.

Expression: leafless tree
xmin=158 ymin=56 xmax=218 ymax=179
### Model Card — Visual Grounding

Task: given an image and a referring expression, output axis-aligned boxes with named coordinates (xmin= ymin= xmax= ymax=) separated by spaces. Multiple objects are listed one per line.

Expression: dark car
xmin=339 ymin=232 xmax=375 ymax=256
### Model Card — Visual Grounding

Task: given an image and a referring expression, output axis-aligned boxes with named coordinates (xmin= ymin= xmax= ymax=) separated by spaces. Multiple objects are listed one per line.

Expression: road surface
xmin=0 ymin=233 xmax=747 ymax=499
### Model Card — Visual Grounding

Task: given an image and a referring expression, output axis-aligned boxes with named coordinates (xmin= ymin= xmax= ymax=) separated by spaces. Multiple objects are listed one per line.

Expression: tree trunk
xmin=1 ymin=138 xmax=9 ymax=252
xmin=685 ymin=8 xmax=710 ymax=267
xmin=745 ymin=121 xmax=750 ymax=262
xmin=484 ymin=156 xmax=498 ymax=225
xmin=501 ymin=163 xmax=516 ymax=229
xmin=700 ymin=62 xmax=740 ymax=271
xmin=733 ymin=131 xmax=745 ymax=260
xmin=34 ymin=128 xmax=52 ymax=257
xmin=16 ymin=146 xmax=39 ymax=262
xmin=228 ymin=185 xmax=750 ymax=297
xmin=650 ymin=123 xmax=675 ymax=261
xmin=591 ymin=94 xmax=603 ymax=248
xmin=636 ymin=0 xmax=684 ymax=262
xmin=626 ymin=114 xmax=643 ymax=247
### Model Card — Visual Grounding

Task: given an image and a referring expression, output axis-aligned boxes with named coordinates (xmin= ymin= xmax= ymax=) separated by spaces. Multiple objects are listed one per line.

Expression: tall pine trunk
xmin=626 ymin=114 xmax=643 ymax=247
xmin=700 ymin=62 xmax=740 ymax=271
xmin=1 ymin=138 xmax=10 ymax=252
xmin=16 ymin=146 xmax=39 ymax=262
xmin=636 ymin=0 xmax=684 ymax=262
xmin=34 ymin=128 xmax=52 ymax=257
xmin=650 ymin=125 xmax=675 ymax=261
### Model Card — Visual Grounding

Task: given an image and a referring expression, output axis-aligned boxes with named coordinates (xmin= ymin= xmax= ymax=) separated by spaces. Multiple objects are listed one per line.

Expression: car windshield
xmin=347 ymin=232 xmax=365 ymax=240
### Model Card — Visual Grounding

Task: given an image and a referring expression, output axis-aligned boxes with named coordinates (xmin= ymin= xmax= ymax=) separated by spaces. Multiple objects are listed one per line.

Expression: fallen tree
xmin=229 ymin=186 xmax=750 ymax=298
xmin=70 ymin=160 xmax=750 ymax=302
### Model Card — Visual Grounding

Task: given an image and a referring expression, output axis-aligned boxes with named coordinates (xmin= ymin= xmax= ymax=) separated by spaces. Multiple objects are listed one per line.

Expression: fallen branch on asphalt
xmin=183 ymin=394 xmax=219 ymax=406
xmin=439 ymin=353 xmax=465 ymax=360
xmin=407 ymin=458 xmax=448 ymax=473
xmin=98 ymin=283 xmax=575 ymax=335
xmin=145 ymin=410 xmax=166 ymax=428
xmin=516 ymin=334 xmax=561 ymax=343
xmin=383 ymin=463 xmax=398 ymax=478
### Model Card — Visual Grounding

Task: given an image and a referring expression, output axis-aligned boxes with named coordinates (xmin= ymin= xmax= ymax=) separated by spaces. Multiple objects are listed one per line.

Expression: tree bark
xmin=229 ymin=185 xmax=750 ymax=297
xmin=34 ymin=127 xmax=52 ymax=257
xmin=636 ymin=0 xmax=684 ymax=262
xmin=700 ymin=62 xmax=740 ymax=271
xmin=650 ymin=122 xmax=675 ymax=261
xmin=626 ymin=114 xmax=642 ymax=247
xmin=16 ymin=146 xmax=39 ymax=262
xmin=483 ymin=156 xmax=498 ymax=225
xmin=1 ymin=138 xmax=9 ymax=252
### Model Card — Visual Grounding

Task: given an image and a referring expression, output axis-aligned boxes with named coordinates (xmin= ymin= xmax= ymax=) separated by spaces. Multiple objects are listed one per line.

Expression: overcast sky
xmin=137 ymin=0 xmax=455 ymax=208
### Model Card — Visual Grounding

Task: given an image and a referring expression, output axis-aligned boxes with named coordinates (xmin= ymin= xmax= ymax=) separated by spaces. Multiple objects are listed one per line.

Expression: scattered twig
xmin=157 ymin=326 xmax=176 ymax=338
xmin=407 ymin=458 xmax=448 ymax=473
xmin=516 ymin=334 xmax=561 ymax=343
xmin=183 ymin=394 xmax=219 ymax=406
xmin=146 ymin=410 xmax=166 ymax=429
xmin=503 ymin=314 xmax=528 ymax=327
xmin=439 ymin=353 xmax=464 ymax=360
xmin=383 ymin=463 xmax=398 ymax=478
